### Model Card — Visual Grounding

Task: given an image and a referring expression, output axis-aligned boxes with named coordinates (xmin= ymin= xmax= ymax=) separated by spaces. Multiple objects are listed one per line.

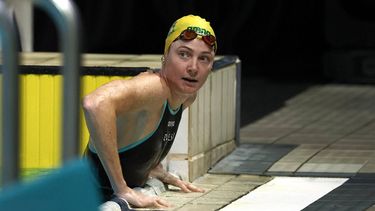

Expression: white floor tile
xmin=220 ymin=176 xmax=348 ymax=211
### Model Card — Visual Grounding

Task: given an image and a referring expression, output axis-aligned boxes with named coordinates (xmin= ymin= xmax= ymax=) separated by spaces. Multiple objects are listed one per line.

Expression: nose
xmin=187 ymin=58 xmax=198 ymax=77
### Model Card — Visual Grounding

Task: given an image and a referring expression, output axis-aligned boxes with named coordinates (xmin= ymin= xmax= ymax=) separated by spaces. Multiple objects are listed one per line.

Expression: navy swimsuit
xmin=85 ymin=101 xmax=182 ymax=200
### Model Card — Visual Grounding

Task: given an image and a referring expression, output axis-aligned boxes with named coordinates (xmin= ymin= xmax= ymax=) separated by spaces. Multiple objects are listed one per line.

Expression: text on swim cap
xmin=187 ymin=26 xmax=212 ymax=36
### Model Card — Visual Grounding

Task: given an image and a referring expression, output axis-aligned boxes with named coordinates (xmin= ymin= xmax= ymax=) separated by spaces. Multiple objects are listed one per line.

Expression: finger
xmin=156 ymin=198 xmax=171 ymax=208
xmin=179 ymin=184 xmax=192 ymax=193
xmin=150 ymin=198 xmax=170 ymax=209
xmin=173 ymin=181 xmax=191 ymax=193
xmin=187 ymin=183 xmax=205 ymax=192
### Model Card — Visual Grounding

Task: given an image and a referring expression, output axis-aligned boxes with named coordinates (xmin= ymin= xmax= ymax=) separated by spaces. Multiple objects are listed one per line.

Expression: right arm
xmin=82 ymin=81 xmax=127 ymax=194
xmin=82 ymin=77 xmax=169 ymax=208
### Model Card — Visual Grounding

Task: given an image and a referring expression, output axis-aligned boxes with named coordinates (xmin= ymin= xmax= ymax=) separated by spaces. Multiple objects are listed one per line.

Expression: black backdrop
xmin=33 ymin=0 xmax=375 ymax=80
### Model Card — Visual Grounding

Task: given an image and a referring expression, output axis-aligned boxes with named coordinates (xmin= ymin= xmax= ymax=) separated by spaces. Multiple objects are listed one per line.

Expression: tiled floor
xmin=240 ymin=83 xmax=375 ymax=177
xmin=159 ymin=174 xmax=272 ymax=211
xmin=166 ymin=80 xmax=375 ymax=211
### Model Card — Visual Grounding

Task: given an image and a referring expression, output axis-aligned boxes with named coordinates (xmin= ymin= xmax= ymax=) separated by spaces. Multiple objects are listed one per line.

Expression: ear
xmin=161 ymin=55 xmax=167 ymax=69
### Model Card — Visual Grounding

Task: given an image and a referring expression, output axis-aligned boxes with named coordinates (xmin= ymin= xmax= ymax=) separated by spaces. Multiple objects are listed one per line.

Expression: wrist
xmin=163 ymin=172 xmax=179 ymax=184
xmin=112 ymin=181 xmax=131 ymax=194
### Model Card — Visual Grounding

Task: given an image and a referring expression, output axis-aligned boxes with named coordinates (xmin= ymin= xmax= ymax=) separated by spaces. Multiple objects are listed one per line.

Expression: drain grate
xmin=209 ymin=144 xmax=297 ymax=175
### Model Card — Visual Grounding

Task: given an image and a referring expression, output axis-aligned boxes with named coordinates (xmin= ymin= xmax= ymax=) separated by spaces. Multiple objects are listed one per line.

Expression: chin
xmin=177 ymin=86 xmax=199 ymax=96
xmin=172 ymin=81 xmax=202 ymax=95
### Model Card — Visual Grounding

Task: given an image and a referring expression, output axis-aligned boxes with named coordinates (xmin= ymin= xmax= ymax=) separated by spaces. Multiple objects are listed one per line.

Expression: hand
xmin=165 ymin=176 xmax=205 ymax=193
xmin=115 ymin=187 xmax=170 ymax=208
xmin=149 ymin=164 xmax=205 ymax=193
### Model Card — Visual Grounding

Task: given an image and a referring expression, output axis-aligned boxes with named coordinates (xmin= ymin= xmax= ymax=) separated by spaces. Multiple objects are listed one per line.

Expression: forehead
xmin=170 ymin=38 xmax=215 ymax=55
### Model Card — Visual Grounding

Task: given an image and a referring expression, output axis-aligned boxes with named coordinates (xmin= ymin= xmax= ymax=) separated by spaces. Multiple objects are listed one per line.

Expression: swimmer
xmin=83 ymin=14 xmax=217 ymax=209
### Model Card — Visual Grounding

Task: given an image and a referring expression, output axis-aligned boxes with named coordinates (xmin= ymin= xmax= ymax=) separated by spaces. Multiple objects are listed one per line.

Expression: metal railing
xmin=0 ymin=0 xmax=81 ymax=187
xmin=0 ymin=0 xmax=20 ymax=187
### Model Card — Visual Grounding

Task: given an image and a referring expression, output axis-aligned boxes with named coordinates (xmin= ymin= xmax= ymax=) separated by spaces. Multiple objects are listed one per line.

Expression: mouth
xmin=182 ymin=77 xmax=198 ymax=83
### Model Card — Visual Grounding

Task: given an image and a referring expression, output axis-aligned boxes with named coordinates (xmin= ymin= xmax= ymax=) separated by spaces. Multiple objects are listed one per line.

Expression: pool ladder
xmin=0 ymin=0 xmax=82 ymax=187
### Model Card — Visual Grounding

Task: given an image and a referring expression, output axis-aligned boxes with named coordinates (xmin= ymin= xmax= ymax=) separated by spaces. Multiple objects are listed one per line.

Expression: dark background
xmin=33 ymin=0 xmax=375 ymax=125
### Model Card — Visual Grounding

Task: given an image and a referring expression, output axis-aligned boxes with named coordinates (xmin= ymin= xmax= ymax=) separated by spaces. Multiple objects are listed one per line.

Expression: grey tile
xmin=267 ymin=161 xmax=302 ymax=172
xmin=276 ymin=133 xmax=339 ymax=145
xmin=229 ymin=175 xmax=272 ymax=184
xmin=191 ymin=197 xmax=232 ymax=205
xmin=215 ymin=183 xmax=257 ymax=192
xmin=328 ymin=144 xmax=375 ymax=150
xmin=315 ymin=149 xmax=375 ymax=158
xmin=297 ymin=163 xmax=364 ymax=173
xmin=177 ymin=203 xmax=224 ymax=211
xmin=359 ymin=164 xmax=375 ymax=173
xmin=192 ymin=174 xmax=235 ymax=185
xmin=203 ymin=190 xmax=247 ymax=200
xmin=308 ymin=157 xmax=369 ymax=164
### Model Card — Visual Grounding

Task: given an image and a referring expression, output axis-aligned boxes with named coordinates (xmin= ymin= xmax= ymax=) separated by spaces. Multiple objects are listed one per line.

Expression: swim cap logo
xmin=187 ymin=26 xmax=211 ymax=36
xmin=167 ymin=21 xmax=177 ymax=36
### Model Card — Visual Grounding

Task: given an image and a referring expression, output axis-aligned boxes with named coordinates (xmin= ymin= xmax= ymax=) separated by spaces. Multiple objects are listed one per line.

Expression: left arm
xmin=150 ymin=94 xmax=203 ymax=192
xmin=149 ymin=164 xmax=204 ymax=193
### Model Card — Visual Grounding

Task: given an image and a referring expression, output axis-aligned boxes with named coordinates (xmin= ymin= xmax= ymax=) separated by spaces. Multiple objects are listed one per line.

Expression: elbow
xmin=82 ymin=94 xmax=104 ymax=114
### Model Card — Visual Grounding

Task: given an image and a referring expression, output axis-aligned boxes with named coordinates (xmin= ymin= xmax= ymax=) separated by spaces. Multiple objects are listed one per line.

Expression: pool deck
xmin=156 ymin=78 xmax=375 ymax=211
xmin=16 ymin=53 xmax=375 ymax=210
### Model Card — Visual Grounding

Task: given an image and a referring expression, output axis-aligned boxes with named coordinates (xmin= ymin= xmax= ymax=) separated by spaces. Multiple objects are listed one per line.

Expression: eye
xmin=178 ymin=51 xmax=191 ymax=59
xmin=199 ymin=55 xmax=213 ymax=63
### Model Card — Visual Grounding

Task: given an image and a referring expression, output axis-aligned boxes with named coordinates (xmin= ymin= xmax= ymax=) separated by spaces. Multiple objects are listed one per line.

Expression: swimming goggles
xmin=177 ymin=29 xmax=216 ymax=50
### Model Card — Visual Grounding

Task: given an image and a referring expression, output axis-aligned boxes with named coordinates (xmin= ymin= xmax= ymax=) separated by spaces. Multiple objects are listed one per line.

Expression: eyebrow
xmin=177 ymin=45 xmax=214 ymax=55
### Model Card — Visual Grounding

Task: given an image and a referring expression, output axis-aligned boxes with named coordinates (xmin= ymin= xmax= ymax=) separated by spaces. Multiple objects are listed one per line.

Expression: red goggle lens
xmin=179 ymin=29 xmax=216 ymax=48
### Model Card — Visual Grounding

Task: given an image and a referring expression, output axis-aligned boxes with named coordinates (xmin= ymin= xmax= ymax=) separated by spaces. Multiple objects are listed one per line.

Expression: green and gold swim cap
xmin=164 ymin=14 xmax=217 ymax=54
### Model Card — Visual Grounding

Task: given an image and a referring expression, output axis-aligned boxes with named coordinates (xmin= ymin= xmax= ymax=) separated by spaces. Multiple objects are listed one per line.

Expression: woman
xmin=83 ymin=14 xmax=217 ymax=209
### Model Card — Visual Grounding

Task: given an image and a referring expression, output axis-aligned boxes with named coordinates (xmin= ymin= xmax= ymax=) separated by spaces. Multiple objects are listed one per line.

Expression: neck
xmin=159 ymin=69 xmax=191 ymax=109
xmin=168 ymin=91 xmax=188 ymax=110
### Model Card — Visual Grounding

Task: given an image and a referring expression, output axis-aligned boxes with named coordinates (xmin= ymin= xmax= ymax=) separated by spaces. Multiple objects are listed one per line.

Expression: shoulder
xmin=86 ymin=71 xmax=166 ymax=99
xmin=84 ymin=71 xmax=169 ymax=114
xmin=130 ymin=71 xmax=169 ymax=99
